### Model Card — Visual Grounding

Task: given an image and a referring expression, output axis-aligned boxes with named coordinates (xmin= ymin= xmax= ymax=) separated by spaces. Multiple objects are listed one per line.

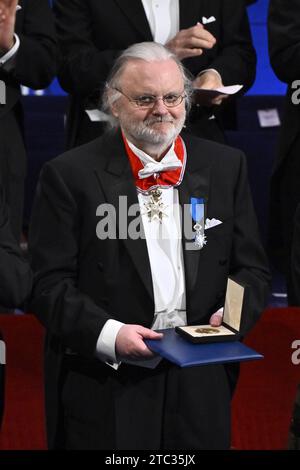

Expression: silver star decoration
xmin=143 ymin=188 xmax=168 ymax=222
xmin=193 ymin=223 xmax=207 ymax=248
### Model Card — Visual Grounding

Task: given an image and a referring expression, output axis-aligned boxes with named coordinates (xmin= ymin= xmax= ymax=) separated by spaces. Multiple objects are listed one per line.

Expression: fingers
xmin=175 ymin=47 xmax=204 ymax=60
xmin=0 ymin=0 xmax=18 ymax=8
xmin=209 ymin=308 xmax=224 ymax=327
xmin=209 ymin=314 xmax=222 ymax=327
xmin=193 ymin=70 xmax=223 ymax=90
xmin=187 ymin=24 xmax=216 ymax=49
xmin=0 ymin=0 xmax=17 ymax=20
xmin=0 ymin=5 xmax=7 ymax=22
xmin=115 ymin=324 xmax=163 ymax=359
xmin=138 ymin=326 xmax=163 ymax=340
xmin=0 ymin=8 xmax=14 ymax=25
xmin=211 ymin=94 xmax=229 ymax=106
xmin=167 ymin=24 xmax=216 ymax=60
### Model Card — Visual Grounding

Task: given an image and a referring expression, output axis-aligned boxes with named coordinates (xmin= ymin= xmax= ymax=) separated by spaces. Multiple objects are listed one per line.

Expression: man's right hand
xmin=166 ymin=23 xmax=216 ymax=60
xmin=0 ymin=0 xmax=17 ymax=54
xmin=115 ymin=324 xmax=163 ymax=360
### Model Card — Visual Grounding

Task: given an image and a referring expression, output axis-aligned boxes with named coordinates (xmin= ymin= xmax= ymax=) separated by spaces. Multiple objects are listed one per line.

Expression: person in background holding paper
xmin=29 ymin=42 xmax=269 ymax=450
xmin=0 ymin=0 xmax=57 ymax=242
xmin=53 ymin=0 xmax=256 ymax=148
xmin=268 ymin=0 xmax=300 ymax=305
xmin=0 ymin=182 xmax=32 ymax=427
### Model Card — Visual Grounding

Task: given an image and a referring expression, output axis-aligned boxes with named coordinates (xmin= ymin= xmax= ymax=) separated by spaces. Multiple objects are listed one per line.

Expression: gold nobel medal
xmin=195 ymin=327 xmax=220 ymax=334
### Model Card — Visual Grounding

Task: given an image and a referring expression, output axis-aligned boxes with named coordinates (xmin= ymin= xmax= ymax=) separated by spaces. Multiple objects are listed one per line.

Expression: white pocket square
xmin=205 ymin=218 xmax=222 ymax=230
xmin=202 ymin=16 xmax=216 ymax=25
xmin=16 ymin=5 xmax=22 ymax=11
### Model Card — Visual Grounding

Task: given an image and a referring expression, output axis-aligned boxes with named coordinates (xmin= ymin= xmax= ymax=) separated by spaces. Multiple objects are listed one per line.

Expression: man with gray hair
xmin=29 ymin=42 xmax=269 ymax=450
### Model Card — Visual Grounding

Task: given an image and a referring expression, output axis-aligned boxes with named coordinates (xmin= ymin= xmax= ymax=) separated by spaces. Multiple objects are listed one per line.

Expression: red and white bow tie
xmin=123 ymin=135 xmax=186 ymax=192
xmin=138 ymin=159 xmax=182 ymax=179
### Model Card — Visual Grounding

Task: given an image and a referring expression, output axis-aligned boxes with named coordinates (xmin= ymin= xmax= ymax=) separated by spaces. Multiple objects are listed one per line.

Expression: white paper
xmin=257 ymin=109 xmax=281 ymax=128
xmin=194 ymin=84 xmax=243 ymax=96
xmin=85 ymin=109 xmax=110 ymax=122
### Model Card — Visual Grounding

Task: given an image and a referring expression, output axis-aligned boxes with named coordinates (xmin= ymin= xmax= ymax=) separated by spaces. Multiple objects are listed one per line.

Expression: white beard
xmin=120 ymin=112 xmax=186 ymax=152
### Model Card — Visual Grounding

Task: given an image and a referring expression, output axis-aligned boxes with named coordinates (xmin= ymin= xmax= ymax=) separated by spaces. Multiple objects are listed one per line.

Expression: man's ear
xmin=108 ymin=90 xmax=119 ymax=118
xmin=110 ymin=102 xmax=119 ymax=118
xmin=111 ymin=106 xmax=119 ymax=118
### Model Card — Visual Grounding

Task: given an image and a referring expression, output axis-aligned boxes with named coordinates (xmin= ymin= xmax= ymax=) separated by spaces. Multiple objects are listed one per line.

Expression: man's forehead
xmin=120 ymin=58 xmax=184 ymax=89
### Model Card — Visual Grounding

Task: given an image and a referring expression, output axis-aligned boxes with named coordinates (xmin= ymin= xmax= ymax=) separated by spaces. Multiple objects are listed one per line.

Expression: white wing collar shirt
xmin=128 ymin=140 xmax=186 ymax=329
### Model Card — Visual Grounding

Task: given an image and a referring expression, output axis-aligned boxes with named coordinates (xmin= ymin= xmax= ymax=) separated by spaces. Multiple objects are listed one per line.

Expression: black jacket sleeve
xmin=0 ymin=187 xmax=32 ymax=308
xmin=2 ymin=0 xmax=57 ymax=90
xmin=29 ymin=162 xmax=110 ymax=358
xmin=268 ymin=0 xmax=300 ymax=84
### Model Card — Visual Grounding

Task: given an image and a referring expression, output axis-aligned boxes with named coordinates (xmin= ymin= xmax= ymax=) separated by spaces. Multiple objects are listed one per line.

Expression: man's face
xmin=111 ymin=59 xmax=186 ymax=151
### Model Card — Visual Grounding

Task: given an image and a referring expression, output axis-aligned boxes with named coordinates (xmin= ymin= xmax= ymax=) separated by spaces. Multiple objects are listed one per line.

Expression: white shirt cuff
xmin=0 ymin=34 xmax=20 ymax=67
xmin=95 ymin=319 xmax=124 ymax=369
xmin=197 ymin=68 xmax=223 ymax=83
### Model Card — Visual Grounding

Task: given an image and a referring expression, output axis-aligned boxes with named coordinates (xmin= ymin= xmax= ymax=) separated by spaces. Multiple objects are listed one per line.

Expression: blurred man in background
xmin=53 ymin=0 xmax=256 ymax=148
xmin=0 ymin=0 xmax=56 ymax=241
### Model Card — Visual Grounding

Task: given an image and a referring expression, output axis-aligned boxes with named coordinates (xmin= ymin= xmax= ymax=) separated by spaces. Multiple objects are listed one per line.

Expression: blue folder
xmin=145 ymin=328 xmax=263 ymax=367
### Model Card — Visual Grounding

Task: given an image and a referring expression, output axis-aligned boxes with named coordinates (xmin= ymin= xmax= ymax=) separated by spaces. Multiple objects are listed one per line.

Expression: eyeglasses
xmin=113 ymin=87 xmax=186 ymax=109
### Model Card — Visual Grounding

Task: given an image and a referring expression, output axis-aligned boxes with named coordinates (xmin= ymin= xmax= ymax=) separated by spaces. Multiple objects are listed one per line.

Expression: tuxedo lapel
xmin=113 ymin=0 xmax=153 ymax=40
xmin=94 ymin=134 xmax=154 ymax=301
xmin=179 ymin=165 xmax=211 ymax=294
xmin=179 ymin=0 xmax=201 ymax=29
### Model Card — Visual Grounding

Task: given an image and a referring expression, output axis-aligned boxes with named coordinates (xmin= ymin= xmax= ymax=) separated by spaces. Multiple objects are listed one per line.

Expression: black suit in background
xmin=29 ymin=130 xmax=270 ymax=449
xmin=0 ymin=184 xmax=32 ymax=427
xmin=0 ymin=0 xmax=57 ymax=241
xmin=268 ymin=0 xmax=300 ymax=304
xmin=53 ymin=0 xmax=256 ymax=149
xmin=0 ymin=187 xmax=32 ymax=309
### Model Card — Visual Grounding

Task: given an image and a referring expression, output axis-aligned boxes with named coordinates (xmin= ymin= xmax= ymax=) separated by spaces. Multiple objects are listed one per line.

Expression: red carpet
xmin=0 ymin=308 xmax=299 ymax=450
xmin=232 ymin=307 xmax=300 ymax=449
xmin=0 ymin=315 xmax=46 ymax=450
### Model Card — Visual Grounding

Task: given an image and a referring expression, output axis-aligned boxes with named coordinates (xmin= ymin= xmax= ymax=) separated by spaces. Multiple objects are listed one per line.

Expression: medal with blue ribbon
xmin=190 ymin=197 xmax=207 ymax=248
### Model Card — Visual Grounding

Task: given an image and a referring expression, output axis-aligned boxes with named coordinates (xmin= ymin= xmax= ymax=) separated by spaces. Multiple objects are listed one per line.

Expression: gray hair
xmin=101 ymin=42 xmax=193 ymax=128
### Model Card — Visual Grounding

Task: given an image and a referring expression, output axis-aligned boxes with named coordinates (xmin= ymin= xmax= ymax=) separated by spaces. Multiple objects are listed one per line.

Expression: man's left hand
xmin=193 ymin=70 xmax=229 ymax=106
xmin=0 ymin=0 xmax=18 ymax=54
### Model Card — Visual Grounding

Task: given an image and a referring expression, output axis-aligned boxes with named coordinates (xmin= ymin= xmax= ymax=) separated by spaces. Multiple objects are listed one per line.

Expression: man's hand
xmin=209 ymin=308 xmax=223 ymax=327
xmin=115 ymin=324 xmax=163 ymax=360
xmin=166 ymin=23 xmax=216 ymax=60
xmin=0 ymin=0 xmax=18 ymax=54
xmin=193 ymin=70 xmax=229 ymax=106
